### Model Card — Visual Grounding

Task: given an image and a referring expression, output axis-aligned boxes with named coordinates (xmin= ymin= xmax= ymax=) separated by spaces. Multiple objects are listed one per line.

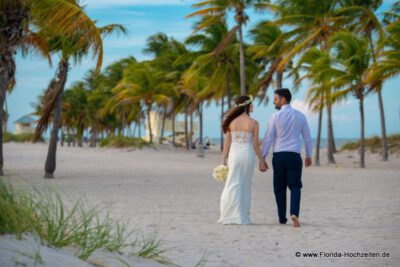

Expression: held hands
xmin=259 ymin=160 xmax=269 ymax=172
xmin=305 ymin=157 xmax=312 ymax=167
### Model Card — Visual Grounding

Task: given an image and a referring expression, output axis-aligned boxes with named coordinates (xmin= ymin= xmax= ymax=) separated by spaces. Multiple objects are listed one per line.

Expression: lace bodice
xmin=231 ymin=131 xmax=253 ymax=144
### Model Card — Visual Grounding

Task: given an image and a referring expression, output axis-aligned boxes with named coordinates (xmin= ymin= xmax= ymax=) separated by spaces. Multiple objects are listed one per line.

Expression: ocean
xmin=210 ymin=138 xmax=358 ymax=149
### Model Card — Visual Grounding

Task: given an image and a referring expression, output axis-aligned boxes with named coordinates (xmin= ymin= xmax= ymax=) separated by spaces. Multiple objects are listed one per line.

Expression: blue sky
xmin=8 ymin=0 xmax=400 ymax=139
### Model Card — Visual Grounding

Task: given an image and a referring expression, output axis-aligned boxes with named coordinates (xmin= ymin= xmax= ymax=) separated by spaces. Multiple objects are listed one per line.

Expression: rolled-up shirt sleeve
xmin=301 ymin=116 xmax=312 ymax=158
xmin=261 ymin=114 xmax=276 ymax=158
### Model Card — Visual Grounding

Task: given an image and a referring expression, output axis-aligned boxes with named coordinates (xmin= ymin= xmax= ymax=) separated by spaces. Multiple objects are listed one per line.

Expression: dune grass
xmin=341 ymin=134 xmax=400 ymax=154
xmin=0 ymin=179 xmax=173 ymax=265
xmin=3 ymin=132 xmax=44 ymax=143
xmin=99 ymin=135 xmax=151 ymax=149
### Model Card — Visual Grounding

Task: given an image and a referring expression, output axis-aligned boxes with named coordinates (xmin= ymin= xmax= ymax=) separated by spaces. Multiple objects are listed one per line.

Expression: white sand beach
xmin=2 ymin=142 xmax=400 ymax=267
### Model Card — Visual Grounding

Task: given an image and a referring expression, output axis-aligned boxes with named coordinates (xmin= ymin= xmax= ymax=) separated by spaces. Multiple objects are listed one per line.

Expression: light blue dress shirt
xmin=262 ymin=104 xmax=312 ymax=158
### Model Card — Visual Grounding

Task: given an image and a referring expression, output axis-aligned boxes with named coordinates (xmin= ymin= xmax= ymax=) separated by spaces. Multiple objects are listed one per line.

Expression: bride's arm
xmin=221 ymin=131 xmax=231 ymax=165
xmin=253 ymin=122 xmax=264 ymax=162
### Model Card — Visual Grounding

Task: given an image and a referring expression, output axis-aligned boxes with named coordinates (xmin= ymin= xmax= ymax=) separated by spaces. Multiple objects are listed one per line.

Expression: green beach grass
xmin=0 ymin=179 xmax=174 ymax=265
xmin=341 ymin=134 xmax=400 ymax=154
xmin=3 ymin=132 xmax=44 ymax=143
xmin=99 ymin=135 xmax=151 ymax=149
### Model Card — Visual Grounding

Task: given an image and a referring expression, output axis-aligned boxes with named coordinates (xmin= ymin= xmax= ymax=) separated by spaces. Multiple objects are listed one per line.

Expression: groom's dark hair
xmin=274 ymin=88 xmax=292 ymax=103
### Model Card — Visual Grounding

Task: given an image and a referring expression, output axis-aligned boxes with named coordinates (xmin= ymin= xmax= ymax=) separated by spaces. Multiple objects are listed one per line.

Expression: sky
xmin=8 ymin=0 xmax=400 ymax=139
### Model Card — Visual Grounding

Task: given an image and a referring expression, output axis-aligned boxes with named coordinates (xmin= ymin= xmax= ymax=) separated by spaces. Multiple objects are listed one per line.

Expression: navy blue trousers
xmin=272 ymin=152 xmax=303 ymax=223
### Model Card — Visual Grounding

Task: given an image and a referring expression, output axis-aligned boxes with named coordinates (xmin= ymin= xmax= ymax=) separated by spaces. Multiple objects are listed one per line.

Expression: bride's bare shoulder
xmin=250 ymin=118 xmax=259 ymax=125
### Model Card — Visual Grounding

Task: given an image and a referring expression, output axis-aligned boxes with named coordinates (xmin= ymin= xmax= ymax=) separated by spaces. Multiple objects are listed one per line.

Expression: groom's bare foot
xmin=291 ymin=215 xmax=300 ymax=227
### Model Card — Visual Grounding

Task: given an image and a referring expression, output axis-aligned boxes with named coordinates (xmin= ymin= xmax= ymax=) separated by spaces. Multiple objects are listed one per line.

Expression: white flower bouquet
xmin=212 ymin=165 xmax=228 ymax=182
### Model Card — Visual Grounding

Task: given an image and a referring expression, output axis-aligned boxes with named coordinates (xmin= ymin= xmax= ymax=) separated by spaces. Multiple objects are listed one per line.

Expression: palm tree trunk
xmin=238 ymin=23 xmax=246 ymax=96
xmin=197 ymin=102 xmax=204 ymax=157
xmin=315 ymin=99 xmax=323 ymax=166
xmin=276 ymin=71 xmax=283 ymax=89
xmin=359 ymin=93 xmax=365 ymax=168
xmin=320 ymin=40 xmax=336 ymax=160
xmin=77 ymin=126 xmax=83 ymax=147
xmin=44 ymin=60 xmax=69 ymax=178
xmin=159 ymin=107 xmax=167 ymax=144
xmin=184 ymin=100 xmax=189 ymax=150
xmin=326 ymin=98 xmax=336 ymax=164
xmin=332 ymin=134 xmax=337 ymax=153
xmin=172 ymin=112 xmax=176 ymax=147
xmin=72 ymin=129 xmax=76 ymax=147
xmin=60 ymin=129 xmax=64 ymax=147
xmin=0 ymin=76 xmax=6 ymax=176
xmin=67 ymin=129 xmax=71 ymax=147
xmin=146 ymin=106 xmax=153 ymax=144
xmin=190 ymin=112 xmax=193 ymax=146
xmin=367 ymin=31 xmax=388 ymax=161
xmin=220 ymin=96 xmax=224 ymax=151
xmin=3 ymin=98 xmax=8 ymax=133
xmin=377 ymin=88 xmax=388 ymax=160
xmin=0 ymin=51 xmax=15 ymax=176
xmin=90 ymin=125 xmax=97 ymax=147
xmin=138 ymin=112 xmax=142 ymax=138
xmin=132 ymin=123 xmax=137 ymax=138
xmin=121 ymin=106 xmax=126 ymax=136
xmin=226 ymin=72 xmax=232 ymax=109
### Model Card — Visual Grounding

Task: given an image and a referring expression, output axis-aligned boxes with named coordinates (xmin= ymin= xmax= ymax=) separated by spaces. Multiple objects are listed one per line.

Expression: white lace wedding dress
xmin=218 ymin=131 xmax=255 ymax=224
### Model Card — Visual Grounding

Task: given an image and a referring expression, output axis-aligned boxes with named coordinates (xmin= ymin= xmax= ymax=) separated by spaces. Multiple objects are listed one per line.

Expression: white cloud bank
xmin=291 ymin=99 xmax=314 ymax=116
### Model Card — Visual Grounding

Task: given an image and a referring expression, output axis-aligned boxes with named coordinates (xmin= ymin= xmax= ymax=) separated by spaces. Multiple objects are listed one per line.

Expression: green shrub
xmin=99 ymin=135 xmax=150 ymax=148
xmin=3 ymin=132 xmax=44 ymax=143
xmin=341 ymin=134 xmax=400 ymax=154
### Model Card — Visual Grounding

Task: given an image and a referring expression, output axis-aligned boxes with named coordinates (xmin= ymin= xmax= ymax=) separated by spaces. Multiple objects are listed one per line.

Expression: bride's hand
xmin=259 ymin=160 xmax=268 ymax=172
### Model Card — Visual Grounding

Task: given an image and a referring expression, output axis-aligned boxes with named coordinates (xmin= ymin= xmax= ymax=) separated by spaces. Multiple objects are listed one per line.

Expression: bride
xmin=218 ymin=95 xmax=268 ymax=225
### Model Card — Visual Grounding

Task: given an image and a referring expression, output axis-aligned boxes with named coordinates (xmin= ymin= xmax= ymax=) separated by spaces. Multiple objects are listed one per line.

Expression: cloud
xmin=83 ymin=0 xmax=195 ymax=8
xmin=291 ymin=99 xmax=314 ymax=116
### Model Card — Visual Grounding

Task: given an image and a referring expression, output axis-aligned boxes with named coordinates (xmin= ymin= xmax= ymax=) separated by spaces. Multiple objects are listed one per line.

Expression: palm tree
xmin=299 ymin=33 xmax=371 ymax=168
xmin=328 ymin=32 xmax=371 ymax=167
xmin=338 ymin=0 xmax=389 ymax=160
xmin=62 ymin=81 xmax=89 ymax=147
xmin=248 ymin=20 xmax=289 ymax=96
xmin=169 ymin=42 xmax=197 ymax=150
xmin=293 ymin=48 xmax=328 ymax=166
xmin=82 ymin=70 xmax=106 ymax=146
xmin=181 ymin=70 xmax=209 ymax=157
xmin=0 ymin=0 xmax=103 ymax=175
xmin=143 ymin=33 xmax=182 ymax=146
xmin=274 ymin=0 xmax=347 ymax=164
xmin=187 ymin=0 xmax=270 ymax=96
xmin=186 ymin=18 xmax=237 ymax=108
xmin=34 ymin=2 xmax=126 ymax=178
xmin=368 ymin=20 xmax=400 ymax=84
xmin=113 ymin=62 xmax=172 ymax=144
xmin=382 ymin=1 xmax=399 ymax=25
xmin=98 ymin=57 xmax=138 ymax=137
xmin=185 ymin=18 xmax=241 ymax=150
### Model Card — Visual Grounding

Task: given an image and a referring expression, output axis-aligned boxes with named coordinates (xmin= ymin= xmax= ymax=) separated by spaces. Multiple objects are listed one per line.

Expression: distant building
xmin=14 ymin=115 xmax=36 ymax=134
xmin=144 ymin=111 xmax=199 ymax=144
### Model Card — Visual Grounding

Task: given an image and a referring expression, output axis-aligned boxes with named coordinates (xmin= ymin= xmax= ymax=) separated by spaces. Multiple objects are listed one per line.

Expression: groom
xmin=260 ymin=88 xmax=312 ymax=227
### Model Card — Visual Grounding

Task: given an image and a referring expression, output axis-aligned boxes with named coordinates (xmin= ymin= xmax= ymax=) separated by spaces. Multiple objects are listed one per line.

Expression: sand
xmin=1 ymin=142 xmax=400 ymax=267
xmin=0 ymin=234 xmax=168 ymax=267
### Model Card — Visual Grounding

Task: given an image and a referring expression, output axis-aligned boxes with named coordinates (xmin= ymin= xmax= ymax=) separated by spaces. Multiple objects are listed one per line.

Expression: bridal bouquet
xmin=213 ymin=165 xmax=228 ymax=182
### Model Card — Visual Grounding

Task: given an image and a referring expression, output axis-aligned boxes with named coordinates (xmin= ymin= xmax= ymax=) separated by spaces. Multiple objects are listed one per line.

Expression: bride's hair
xmin=222 ymin=96 xmax=252 ymax=133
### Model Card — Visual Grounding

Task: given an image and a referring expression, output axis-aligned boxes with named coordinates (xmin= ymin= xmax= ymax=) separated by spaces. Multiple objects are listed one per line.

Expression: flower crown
xmin=236 ymin=95 xmax=254 ymax=107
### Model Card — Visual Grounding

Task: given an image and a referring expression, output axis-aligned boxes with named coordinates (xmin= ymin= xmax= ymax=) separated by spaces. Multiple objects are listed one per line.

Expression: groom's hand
xmin=305 ymin=157 xmax=312 ymax=167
